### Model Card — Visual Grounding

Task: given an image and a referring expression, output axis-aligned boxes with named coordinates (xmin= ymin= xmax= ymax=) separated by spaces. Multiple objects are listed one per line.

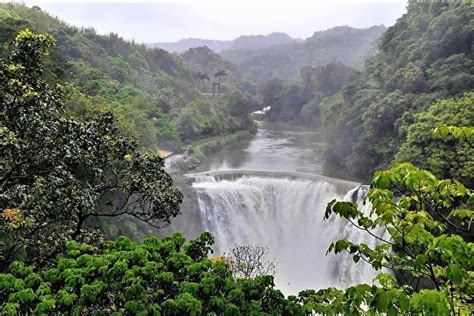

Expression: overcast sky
xmin=25 ymin=1 xmax=408 ymax=43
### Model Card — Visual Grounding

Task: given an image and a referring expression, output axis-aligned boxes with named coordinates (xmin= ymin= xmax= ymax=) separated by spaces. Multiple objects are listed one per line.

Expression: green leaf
xmin=353 ymin=255 xmax=360 ymax=263
xmin=376 ymin=291 xmax=391 ymax=311
xmin=446 ymin=263 xmax=463 ymax=284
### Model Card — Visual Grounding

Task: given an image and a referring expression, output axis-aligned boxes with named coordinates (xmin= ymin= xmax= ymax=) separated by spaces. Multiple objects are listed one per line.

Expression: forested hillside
xmin=152 ymin=26 xmax=383 ymax=82
xmin=320 ymin=1 xmax=473 ymax=183
xmin=222 ymin=26 xmax=385 ymax=81
xmin=258 ymin=1 xmax=473 ymax=185
xmin=182 ymin=46 xmax=239 ymax=94
xmin=260 ymin=61 xmax=359 ymax=124
xmin=0 ymin=2 xmax=258 ymax=241
xmin=0 ymin=3 xmax=256 ymax=151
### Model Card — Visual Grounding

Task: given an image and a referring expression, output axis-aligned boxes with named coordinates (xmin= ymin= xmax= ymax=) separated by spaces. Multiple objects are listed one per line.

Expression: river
xmin=196 ymin=120 xmax=328 ymax=174
xmin=168 ymin=120 xmax=379 ymax=294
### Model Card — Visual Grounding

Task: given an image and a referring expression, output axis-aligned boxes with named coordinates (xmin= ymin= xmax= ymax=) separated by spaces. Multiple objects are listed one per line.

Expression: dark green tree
xmin=213 ymin=69 xmax=227 ymax=96
xmin=396 ymin=93 xmax=474 ymax=188
xmin=0 ymin=232 xmax=304 ymax=315
xmin=194 ymin=71 xmax=210 ymax=92
xmin=0 ymin=29 xmax=182 ymax=269
xmin=322 ymin=163 xmax=473 ymax=314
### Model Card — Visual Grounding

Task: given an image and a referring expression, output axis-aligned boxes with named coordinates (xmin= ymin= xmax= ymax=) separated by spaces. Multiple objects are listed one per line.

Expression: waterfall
xmin=191 ymin=171 xmax=380 ymax=294
xmin=329 ymin=185 xmax=385 ymax=286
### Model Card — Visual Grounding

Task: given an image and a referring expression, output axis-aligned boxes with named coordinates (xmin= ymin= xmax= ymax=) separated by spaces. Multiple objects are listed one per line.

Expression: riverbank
xmin=165 ymin=130 xmax=256 ymax=173
xmin=187 ymin=130 xmax=255 ymax=166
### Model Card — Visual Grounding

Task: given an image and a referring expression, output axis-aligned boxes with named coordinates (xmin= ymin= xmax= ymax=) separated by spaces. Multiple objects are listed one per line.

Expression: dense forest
xmin=259 ymin=0 xmax=473 ymax=185
xmin=0 ymin=3 xmax=256 ymax=152
xmin=320 ymin=1 xmax=473 ymax=183
xmin=0 ymin=0 xmax=473 ymax=315
xmin=0 ymin=2 xmax=258 ymax=240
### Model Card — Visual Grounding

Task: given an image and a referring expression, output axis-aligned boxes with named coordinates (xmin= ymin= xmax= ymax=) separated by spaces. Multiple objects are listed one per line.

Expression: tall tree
xmin=0 ymin=29 xmax=182 ymax=269
xmin=213 ymin=69 xmax=227 ymax=96
xmin=194 ymin=71 xmax=210 ymax=92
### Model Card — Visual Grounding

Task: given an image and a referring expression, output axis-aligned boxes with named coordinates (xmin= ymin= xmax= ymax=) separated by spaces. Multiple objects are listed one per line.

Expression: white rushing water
xmin=191 ymin=172 xmax=379 ymax=294
xmin=169 ymin=121 xmax=383 ymax=294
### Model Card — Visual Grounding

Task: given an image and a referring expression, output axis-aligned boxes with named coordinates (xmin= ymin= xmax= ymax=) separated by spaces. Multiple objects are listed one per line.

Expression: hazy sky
xmin=25 ymin=1 xmax=408 ymax=43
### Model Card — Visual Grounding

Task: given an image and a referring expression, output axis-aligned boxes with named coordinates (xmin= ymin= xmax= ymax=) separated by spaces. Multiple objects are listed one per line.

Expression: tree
xmin=0 ymin=29 xmax=182 ymax=269
xmin=213 ymin=69 xmax=227 ymax=96
xmin=396 ymin=93 xmax=474 ymax=188
xmin=322 ymin=162 xmax=473 ymax=314
xmin=226 ymin=244 xmax=277 ymax=279
xmin=0 ymin=233 xmax=304 ymax=315
xmin=301 ymin=62 xmax=358 ymax=99
xmin=194 ymin=71 xmax=210 ymax=92
xmin=223 ymin=89 xmax=248 ymax=117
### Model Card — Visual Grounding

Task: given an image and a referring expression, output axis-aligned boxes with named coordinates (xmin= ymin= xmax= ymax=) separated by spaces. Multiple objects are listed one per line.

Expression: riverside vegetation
xmin=258 ymin=1 xmax=473 ymax=185
xmin=0 ymin=3 xmax=256 ymax=151
xmin=1 ymin=1 xmax=473 ymax=315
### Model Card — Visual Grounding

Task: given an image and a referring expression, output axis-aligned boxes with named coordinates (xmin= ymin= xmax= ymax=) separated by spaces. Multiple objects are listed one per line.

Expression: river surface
xmin=174 ymin=121 xmax=378 ymax=294
xmin=197 ymin=121 xmax=329 ymax=175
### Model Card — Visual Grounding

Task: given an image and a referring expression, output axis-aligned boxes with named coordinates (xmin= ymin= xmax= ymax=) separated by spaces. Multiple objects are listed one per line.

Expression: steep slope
xmin=319 ymin=0 xmax=473 ymax=181
xmin=0 ymin=3 xmax=199 ymax=149
xmin=0 ymin=4 xmax=257 ymax=152
xmin=221 ymin=26 xmax=386 ymax=81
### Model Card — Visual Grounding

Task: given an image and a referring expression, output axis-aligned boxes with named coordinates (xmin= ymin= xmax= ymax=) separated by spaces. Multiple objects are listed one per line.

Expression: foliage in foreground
xmin=325 ymin=163 xmax=473 ymax=315
xmin=0 ymin=233 xmax=305 ymax=315
xmin=1 ymin=162 xmax=473 ymax=314
xmin=1 ymin=164 xmax=472 ymax=315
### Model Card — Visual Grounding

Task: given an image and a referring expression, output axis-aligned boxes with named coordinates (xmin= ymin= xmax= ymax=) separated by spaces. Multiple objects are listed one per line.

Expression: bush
xmin=0 ymin=232 xmax=306 ymax=315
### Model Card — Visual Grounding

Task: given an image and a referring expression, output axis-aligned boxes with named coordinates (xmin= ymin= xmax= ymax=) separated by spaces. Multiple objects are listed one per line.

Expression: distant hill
xmin=151 ymin=26 xmax=385 ymax=81
xmin=181 ymin=46 xmax=238 ymax=74
xmin=148 ymin=32 xmax=299 ymax=53
xmin=180 ymin=46 xmax=244 ymax=95
xmin=231 ymin=32 xmax=297 ymax=50
xmin=221 ymin=25 xmax=386 ymax=81
xmin=149 ymin=38 xmax=232 ymax=53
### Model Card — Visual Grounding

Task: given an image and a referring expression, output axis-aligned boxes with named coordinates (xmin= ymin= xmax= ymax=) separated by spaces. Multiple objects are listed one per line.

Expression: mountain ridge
xmin=221 ymin=25 xmax=387 ymax=80
xmin=148 ymin=32 xmax=300 ymax=53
